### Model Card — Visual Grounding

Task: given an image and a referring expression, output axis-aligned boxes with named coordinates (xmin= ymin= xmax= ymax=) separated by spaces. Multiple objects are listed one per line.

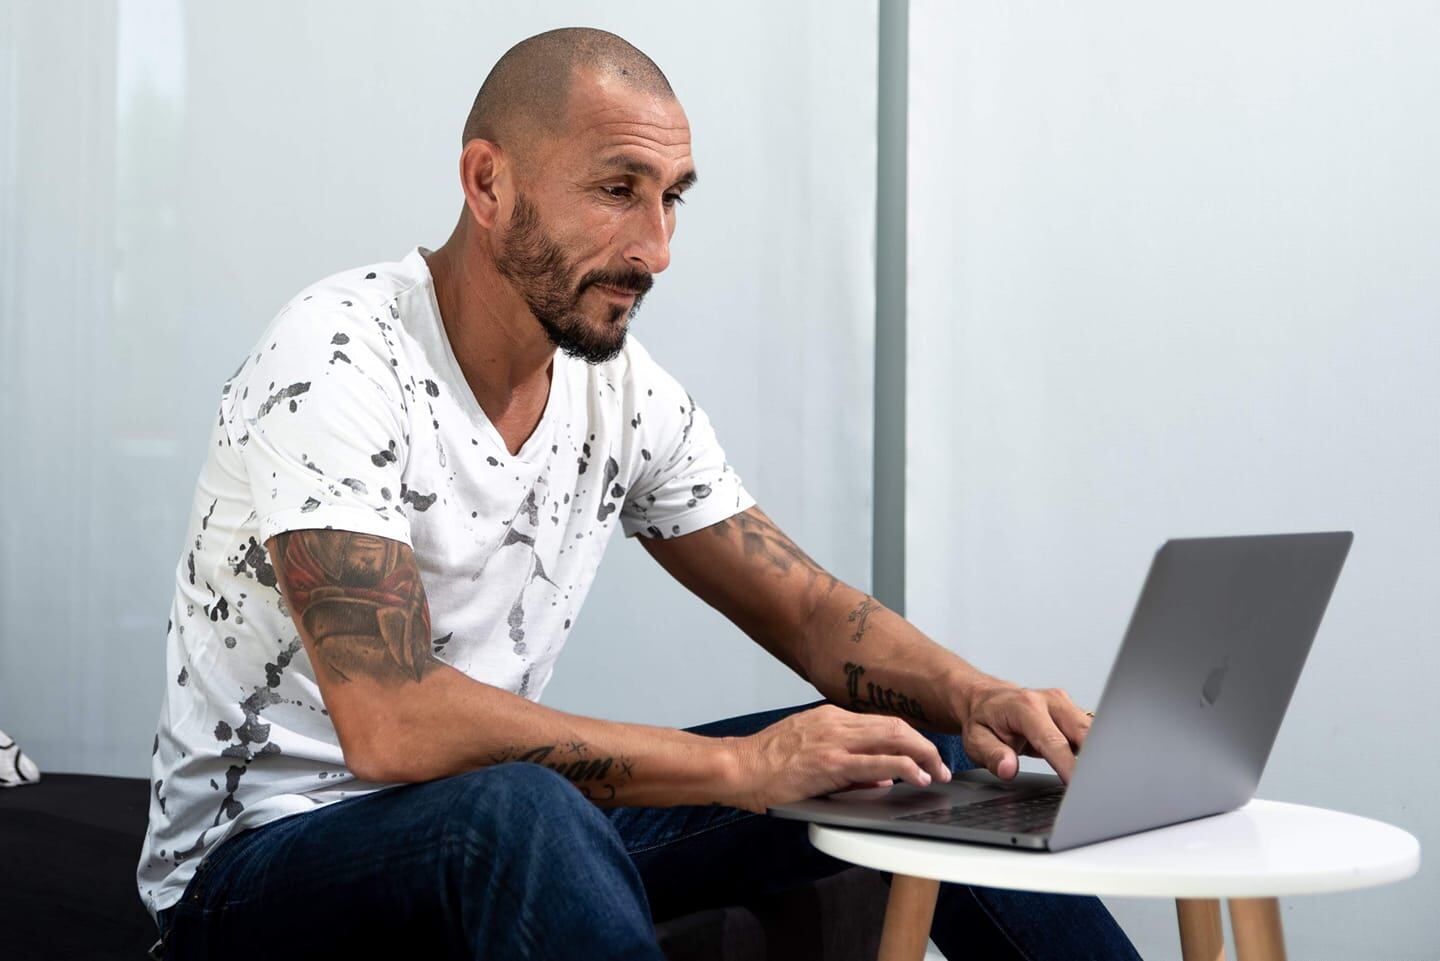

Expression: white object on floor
xmin=0 ymin=729 xmax=40 ymax=787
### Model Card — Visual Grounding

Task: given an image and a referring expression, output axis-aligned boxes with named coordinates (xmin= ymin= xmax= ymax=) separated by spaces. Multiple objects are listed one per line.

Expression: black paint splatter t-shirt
xmin=136 ymin=247 xmax=754 ymax=919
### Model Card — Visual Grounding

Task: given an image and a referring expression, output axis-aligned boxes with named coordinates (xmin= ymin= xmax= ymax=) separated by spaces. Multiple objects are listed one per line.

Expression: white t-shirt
xmin=136 ymin=247 xmax=755 ymax=920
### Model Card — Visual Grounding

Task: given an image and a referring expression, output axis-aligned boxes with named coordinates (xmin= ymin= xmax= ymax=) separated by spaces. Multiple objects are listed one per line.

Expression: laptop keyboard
xmin=894 ymin=788 xmax=1065 ymax=835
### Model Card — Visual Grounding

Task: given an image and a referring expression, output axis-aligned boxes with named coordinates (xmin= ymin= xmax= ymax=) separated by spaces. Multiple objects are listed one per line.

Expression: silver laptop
xmin=769 ymin=532 xmax=1353 ymax=852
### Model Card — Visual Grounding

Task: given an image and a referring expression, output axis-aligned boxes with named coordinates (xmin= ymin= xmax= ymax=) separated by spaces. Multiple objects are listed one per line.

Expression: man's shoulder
xmin=290 ymin=250 xmax=426 ymax=317
xmin=606 ymin=335 xmax=693 ymax=409
xmin=229 ymin=252 xmax=429 ymax=388
xmin=589 ymin=335 xmax=676 ymax=394
xmin=270 ymin=252 xmax=423 ymax=344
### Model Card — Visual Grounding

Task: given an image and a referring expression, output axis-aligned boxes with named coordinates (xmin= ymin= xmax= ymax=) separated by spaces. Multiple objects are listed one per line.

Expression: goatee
xmin=494 ymin=193 xmax=654 ymax=364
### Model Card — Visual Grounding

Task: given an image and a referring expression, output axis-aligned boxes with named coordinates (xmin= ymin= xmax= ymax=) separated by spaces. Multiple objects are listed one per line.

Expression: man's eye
xmin=602 ymin=186 xmax=632 ymax=200
xmin=663 ymin=193 xmax=686 ymax=208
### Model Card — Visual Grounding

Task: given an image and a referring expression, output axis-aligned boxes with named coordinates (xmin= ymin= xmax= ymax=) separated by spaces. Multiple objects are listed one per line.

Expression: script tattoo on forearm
xmin=270 ymin=530 xmax=443 ymax=685
xmin=488 ymin=741 xmax=635 ymax=802
xmin=847 ymin=595 xmax=882 ymax=643
xmin=844 ymin=662 xmax=928 ymax=722
xmin=709 ymin=507 xmax=840 ymax=599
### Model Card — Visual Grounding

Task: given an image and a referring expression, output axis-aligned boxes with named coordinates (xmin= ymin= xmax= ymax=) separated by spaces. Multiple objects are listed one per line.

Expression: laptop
xmin=769 ymin=532 xmax=1353 ymax=852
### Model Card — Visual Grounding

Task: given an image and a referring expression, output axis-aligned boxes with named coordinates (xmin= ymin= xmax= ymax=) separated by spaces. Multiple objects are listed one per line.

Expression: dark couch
xmin=0 ymin=773 xmax=889 ymax=960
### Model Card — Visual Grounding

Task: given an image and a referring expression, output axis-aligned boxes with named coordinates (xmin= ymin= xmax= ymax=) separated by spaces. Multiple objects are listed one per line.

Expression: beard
xmin=493 ymin=192 xmax=653 ymax=365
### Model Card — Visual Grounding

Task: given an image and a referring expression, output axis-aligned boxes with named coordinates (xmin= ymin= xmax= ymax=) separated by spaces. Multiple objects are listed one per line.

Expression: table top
xmin=808 ymin=799 xmax=1420 ymax=899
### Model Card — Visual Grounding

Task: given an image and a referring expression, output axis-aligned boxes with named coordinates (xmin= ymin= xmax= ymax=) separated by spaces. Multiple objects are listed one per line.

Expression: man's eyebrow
xmin=594 ymin=155 xmax=699 ymax=192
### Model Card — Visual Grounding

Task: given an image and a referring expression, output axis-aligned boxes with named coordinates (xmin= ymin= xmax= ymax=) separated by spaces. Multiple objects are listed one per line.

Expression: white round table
xmin=808 ymin=799 xmax=1420 ymax=961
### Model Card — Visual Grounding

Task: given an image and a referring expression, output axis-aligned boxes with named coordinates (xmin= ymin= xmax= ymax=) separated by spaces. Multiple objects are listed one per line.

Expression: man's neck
xmin=423 ymin=240 xmax=555 ymax=455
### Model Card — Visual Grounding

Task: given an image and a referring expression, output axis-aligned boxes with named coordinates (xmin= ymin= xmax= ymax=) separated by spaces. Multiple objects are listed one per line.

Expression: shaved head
xmin=462 ymin=27 xmax=675 ymax=159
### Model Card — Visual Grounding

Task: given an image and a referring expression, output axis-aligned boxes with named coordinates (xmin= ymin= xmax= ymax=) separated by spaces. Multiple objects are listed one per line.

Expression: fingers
xmin=840 ymin=715 xmax=951 ymax=784
xmin=839 ymin=753 xmax=936 ymax=788
xmin=1010 ymin=691 xmax=1078 ymax=783
xmin=837 ymin=778 xmax=895 ymax=792
xmin=1047 ymin=689 xmax=1093 ymax=755
xmin=964 ymin=722 xmax=1020 ymax=781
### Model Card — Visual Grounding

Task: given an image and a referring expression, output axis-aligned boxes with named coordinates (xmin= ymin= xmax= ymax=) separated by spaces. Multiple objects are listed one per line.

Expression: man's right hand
xmin=723 ymin=704 xmax=952 ymax=814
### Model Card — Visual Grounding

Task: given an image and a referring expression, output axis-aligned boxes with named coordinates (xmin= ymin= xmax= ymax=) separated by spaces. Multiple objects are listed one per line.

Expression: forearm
xmin=354 ymin=664 xmax=740 ymax=808
xmin=643 ymin=507 xmax=997 ymax=734
xmin=799 ymin=584 xmax=994 ymax=735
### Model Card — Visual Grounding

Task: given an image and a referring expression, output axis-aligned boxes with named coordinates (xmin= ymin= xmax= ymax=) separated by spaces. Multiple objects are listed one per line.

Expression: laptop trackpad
xmin=821 ymin=769 xmax=1062 ymax=812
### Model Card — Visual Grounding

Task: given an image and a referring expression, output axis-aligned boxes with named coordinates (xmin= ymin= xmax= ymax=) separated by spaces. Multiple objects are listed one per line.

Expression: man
xmin=138 ymin=27 xmax=1140 ymax=961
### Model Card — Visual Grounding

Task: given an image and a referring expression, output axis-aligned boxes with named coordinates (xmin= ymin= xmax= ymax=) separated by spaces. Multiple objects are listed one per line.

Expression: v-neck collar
xmin=404 ymin=246 xmax=566 ymax=464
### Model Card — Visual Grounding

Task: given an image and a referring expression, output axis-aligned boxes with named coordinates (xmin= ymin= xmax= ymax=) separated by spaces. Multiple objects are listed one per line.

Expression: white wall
xmin=907 ymin=1 xmax=1439 ymax=958
xmin=0 ymin=0 xmax=877 ymax=776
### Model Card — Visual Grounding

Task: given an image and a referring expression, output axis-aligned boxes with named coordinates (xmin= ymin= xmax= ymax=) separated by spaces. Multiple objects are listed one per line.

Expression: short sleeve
xmin=224 ymin=303 xmax=414 ymax=546
xmin=619 ymin=343 xmax=756 ymax=539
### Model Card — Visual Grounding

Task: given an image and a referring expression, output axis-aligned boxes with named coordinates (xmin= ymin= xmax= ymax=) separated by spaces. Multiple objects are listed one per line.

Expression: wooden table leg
xmin=1229 ymin=898 xmax=1287 ymax=961
xmin=878 ymin=874 xmax=941 ymax=961
xmin=1176 ymin=898 xmax=1226 ymax=961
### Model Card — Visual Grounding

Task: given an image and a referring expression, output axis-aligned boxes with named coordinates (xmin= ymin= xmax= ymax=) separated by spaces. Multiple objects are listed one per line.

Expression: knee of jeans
xmin=448 ymin=763 xmax=606 ymax=836
xmin=437 ymin=764 xmax=630 ymax=893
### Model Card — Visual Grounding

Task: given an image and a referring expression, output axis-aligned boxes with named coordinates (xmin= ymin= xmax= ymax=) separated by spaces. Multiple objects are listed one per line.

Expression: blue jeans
xmin=155 ymin=701 xmax=1142 ymax=960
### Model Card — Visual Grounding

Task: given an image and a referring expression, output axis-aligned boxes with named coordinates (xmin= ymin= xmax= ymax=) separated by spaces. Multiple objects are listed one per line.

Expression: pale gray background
xmin=3 ymin=1 xmax=1435 ymax=958
xmin=0 ymin=0 xmax=875 ymax=774
xmin=907 ymin=1 xmax=1437 ymax=958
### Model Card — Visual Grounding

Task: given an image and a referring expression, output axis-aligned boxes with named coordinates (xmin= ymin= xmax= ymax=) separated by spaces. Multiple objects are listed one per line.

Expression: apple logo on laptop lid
xmin=1201 ymin=655 xmax=1231 ymax=708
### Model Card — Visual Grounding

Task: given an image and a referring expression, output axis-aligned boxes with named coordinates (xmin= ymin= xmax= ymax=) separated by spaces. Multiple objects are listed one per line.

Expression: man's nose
xmin=623 ymin=200 xmax=672 ymax=275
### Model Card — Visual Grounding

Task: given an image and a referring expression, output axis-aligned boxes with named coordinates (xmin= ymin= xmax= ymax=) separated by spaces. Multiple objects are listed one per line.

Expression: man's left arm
xmin=639 ymin=504 xmax=1092 ymax=783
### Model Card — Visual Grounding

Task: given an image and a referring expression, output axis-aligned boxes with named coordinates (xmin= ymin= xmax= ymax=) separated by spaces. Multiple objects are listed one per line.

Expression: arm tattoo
xmin=270 ymin=530 xmax=443 ymax=685
xmin=844 ymin=661 xmax=928 ymax=722
xmin=488 ymin=741 xmax=635 ymax=803
xmin=847 ymin=595 xmax=882 ymax=643
xmin=709 ymin=508 xmax=840 ymax=598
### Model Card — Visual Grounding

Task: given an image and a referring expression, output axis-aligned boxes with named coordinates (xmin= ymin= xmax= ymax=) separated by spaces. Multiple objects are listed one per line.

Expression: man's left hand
xmin=959 ymin=680 xmax=1092 ymax=784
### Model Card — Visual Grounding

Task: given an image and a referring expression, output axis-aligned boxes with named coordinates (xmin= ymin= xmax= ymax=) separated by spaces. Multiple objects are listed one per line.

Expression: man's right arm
xmin=267 ymin=527 xmax=736 ymax=806
xmin=267 ymin=528 xmax=950 ymax=812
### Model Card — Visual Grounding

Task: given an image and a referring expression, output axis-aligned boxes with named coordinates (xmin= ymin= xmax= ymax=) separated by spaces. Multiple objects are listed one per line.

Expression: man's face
xmin=493 ymin=71 xmax=695 ymax=364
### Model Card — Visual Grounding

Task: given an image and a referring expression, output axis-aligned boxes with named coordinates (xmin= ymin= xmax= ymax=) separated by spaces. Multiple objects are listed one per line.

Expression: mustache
xmin=580 ymin=268 xmax=653 ymax=297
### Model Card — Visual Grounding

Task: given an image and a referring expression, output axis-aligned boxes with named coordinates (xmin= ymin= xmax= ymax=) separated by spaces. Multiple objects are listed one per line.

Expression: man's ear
xmin=459 ymin=139 xmax=507 ymax=231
